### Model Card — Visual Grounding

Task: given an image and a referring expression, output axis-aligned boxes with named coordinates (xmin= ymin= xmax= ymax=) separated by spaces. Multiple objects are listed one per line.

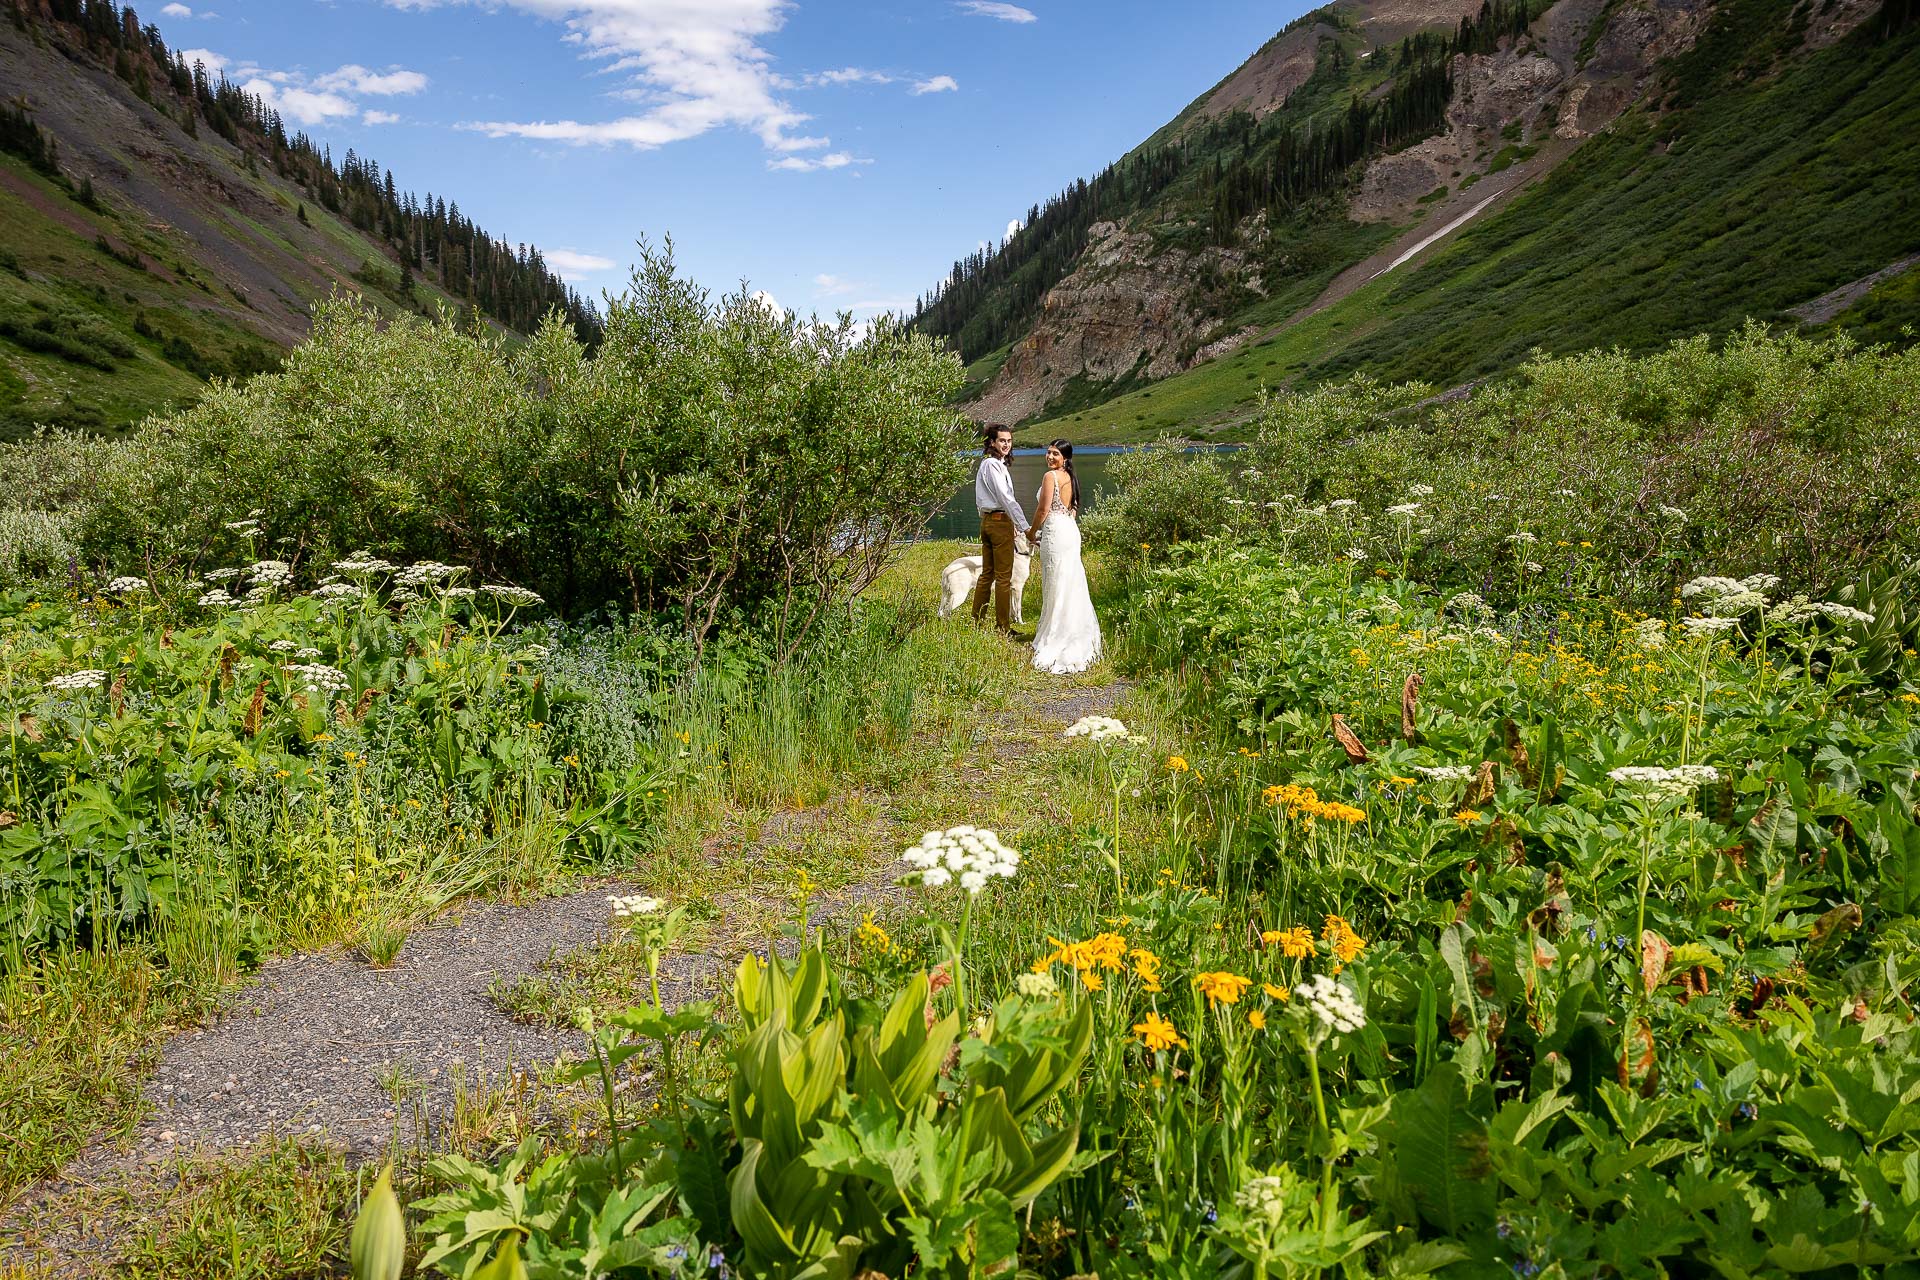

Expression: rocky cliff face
xmin=964 ymin=0 xmax=1807 ymax=425
xmin=968 ymin=221 xmax=1260 ymax=426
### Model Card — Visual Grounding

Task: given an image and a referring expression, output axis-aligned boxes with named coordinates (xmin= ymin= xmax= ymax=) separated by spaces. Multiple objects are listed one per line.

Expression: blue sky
xmin=152 ymin=0 xmax=1310 ymax=323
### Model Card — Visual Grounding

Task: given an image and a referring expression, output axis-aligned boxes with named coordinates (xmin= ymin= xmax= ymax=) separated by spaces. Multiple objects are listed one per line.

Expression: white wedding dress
xmin=1030 ymin=478 xmax=1103 ymax=674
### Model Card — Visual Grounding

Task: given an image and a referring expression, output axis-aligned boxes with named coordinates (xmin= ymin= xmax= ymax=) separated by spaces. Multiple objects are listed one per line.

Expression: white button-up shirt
xmin=974 ymin=455 xmax=1030 ymax=533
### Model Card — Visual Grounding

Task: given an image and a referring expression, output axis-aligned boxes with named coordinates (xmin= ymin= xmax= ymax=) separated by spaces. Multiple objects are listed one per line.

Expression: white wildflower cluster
xmin=198 ymin=588 xmax=237 ymax=608
xmin=1633 ymin=618 xmax=1667 ymax=651
xmin=1414 ymin=764 xmax=1476 ymax=783
xmin=332 ymin=553 xmax=396 ymax=578
xmin=1408 ymin=484 xmax=1434 ymax=497
xmin=395 ymin=561 xmax=463 ymax=588
xmin=248 ymin=560 xmax=293 ymax=587
xmin=1064 ymin=715 xmax=1130 ymax=742
xmin=1813 ymin=602 xmax=1874 ymax=625
xmin=1552 ymin=488 xmax=1577 ymax=498
xmin=1328 ymin=498 xmax=1357 ymax=511
xmin=1299 ymin=974 xmax=1366 ymax=1034
xmin=1681 ymin=574 xmax=1777 ymax=602
xmin=607 ymin=894 xmax=664 ymax=918
xmin=1608 ymin=764 xmax=1720 ymax=800
xmin=484 ymin=585 xmax=544 ymax=608
xmin=205 ymin=568 xmax=241 ymax=582
xmin=1681 ymin=616 xmax=1739 ymax=636
xmin=514 ymin=644 xmax=552 ymax=663
xmin=286 ymin=663 xmax=349 ymax=694
xmin=900 ymin=825 xmax=1021 ymax=894
xmin=47 ymin=669 xmax=109 ymax=691
xmin=1234 ymin=1175 xmax=1288 ymax=1216
xmin=225 ymin=516 xmax=262 ymax=536
xmin=1385 ymin=503 xmax=1421 ymax=518
xmin=311 ymin=583 xmax=363 ymax=601
xmin=1525 ymin=561 xmax=1545 ymax=574
xmin=294 ymin=646 xmax=322 ymax=659
xmin=1444 ymin=591 xmax=1495 ymax=623
xmin=1015 ymin=971 xmax=1058 ymax=999
xmin=441 ymin=586 xmax=477 ymax=599
xmin=105 ymin=576 xmax=148 ymax=593
xmin=1343 ymin=546 xmax=1369 ymax=562
xmin=1506 ymin=532 xmax=1538 ymax=545
xmin=1769 ymin=596 xmax=1874 ymax=627
xmin=1658 ymin=505 xmax=1688 ymax=523
xmin=268 ymin=639 xmax=298 ymax=653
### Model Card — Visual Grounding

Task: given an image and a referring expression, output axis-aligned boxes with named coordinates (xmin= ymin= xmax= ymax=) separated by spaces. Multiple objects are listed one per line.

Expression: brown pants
xmin=972 ymin=511 xmax=1017 ymax=631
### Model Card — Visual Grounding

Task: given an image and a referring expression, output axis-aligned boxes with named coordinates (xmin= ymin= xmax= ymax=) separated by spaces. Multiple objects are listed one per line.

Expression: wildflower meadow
xmin=4 ymin=322 xmax=1919 ymax=1277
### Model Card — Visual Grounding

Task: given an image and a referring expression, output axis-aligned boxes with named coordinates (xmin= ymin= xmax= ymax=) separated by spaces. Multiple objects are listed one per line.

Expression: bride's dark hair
xmin=1049 ymin=439 xmax=1080 ymax=512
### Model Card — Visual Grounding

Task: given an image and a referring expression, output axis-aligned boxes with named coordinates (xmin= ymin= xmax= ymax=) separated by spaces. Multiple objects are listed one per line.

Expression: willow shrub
xmin=44 ymin=243 xmax=968 ymax=650
xmin=1090 ymin=326 xmax=1920 ymax=605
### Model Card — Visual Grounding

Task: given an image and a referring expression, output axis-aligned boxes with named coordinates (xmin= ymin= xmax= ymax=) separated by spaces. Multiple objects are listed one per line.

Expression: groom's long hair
xmin=1050 ymin=439 xmax=1080 ymax=512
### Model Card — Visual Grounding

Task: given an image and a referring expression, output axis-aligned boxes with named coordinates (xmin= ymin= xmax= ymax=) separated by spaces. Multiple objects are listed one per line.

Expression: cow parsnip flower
xmin=1298 ymin=973 xmax=1366 ymax=1034
xmin=900 ymin=826 xmax=1019 ymax=895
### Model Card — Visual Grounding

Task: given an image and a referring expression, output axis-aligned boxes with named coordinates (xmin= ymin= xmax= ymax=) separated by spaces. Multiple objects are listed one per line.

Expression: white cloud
xmin=316 ymin=64 xmax=430 ymax=96
xmin=161 ymin=3 xmax=194 ymax=16
xmin=183 ymin=50 xmax=426 ymax=124
xmin=419 ymin=0 xmax=823 ymax=155
xmin=813 ymin=272 xmax=857 ymax=295
xmin=958 ymin=2 xmax=1037 ymax=22
xmin=911 ymin=74 xmax=958 ymax=95
xmin=749 ymin=289 xmax=783 ymax=316
xmin=1005 ymin=217 xmax=1024 ymax=239
xmin=769 ymin=150 xmax=866 ymax=172
xmin=804 ymin=67 xmax=893 ymax=86
xmin=245 ymin=78 xmax=359 ymax=125
xmin=545 ymin=249 xmax=618 ymax=280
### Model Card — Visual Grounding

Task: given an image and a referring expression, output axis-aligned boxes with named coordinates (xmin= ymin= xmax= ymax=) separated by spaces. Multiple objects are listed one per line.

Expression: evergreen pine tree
xmin=296 ymin=202 xmax=309 ymax=225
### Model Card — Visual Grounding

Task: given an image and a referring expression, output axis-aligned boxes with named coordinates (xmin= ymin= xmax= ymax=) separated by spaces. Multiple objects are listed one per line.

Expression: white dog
xmin=939 ymin=535 xmax=1032 ymax=623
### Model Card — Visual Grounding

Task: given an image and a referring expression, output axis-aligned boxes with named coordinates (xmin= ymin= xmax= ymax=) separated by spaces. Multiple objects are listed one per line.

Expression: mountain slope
xmin=0 ymin=2 xmax=597 ymax=439
xmin=921 ymin=0 xmax=1920 ymax=435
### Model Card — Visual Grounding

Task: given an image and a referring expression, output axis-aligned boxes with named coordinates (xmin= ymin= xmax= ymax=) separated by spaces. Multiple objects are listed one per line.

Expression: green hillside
xmin=0 ymin=3 xmax=598 ymax=439
xmin=1034 ymin=0 xmax=1920 ymax=443
xmin=910 ymin=0 xmax=1507 ymax=364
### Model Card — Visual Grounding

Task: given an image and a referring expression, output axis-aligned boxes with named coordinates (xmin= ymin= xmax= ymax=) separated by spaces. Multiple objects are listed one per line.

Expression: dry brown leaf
xmin=1808 ymin=902 xmax=1862 ymax=949
xmin=1331 ymin=713 xmax=1369 ymax=764
xmin=1504 ymin=719 xmax=1537 ymax=789
xmin=0 ymin=811 xmax=16 ymax=830
xmin=19 ymin=715 xmax=42 ymax=742
xmin=1618 ymin=1018 xmax=1659 ymax=1097
xmin=243 ymin=679 xmax=268 ymax=737
xmin=1401 ymin=671 xmax=1423 ymax=743
xmin=1640 ymin=930 xmax=1671 ymax=996
xmin=1462 ymin=759 xmax=1497 ymax=810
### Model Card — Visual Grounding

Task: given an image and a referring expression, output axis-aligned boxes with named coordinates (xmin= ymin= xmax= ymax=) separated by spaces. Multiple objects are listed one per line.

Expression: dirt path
xmin=1 ymin=665 xmax=1132 ymax=1276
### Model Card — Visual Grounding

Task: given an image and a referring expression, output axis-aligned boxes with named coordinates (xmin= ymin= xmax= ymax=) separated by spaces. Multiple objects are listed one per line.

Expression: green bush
xmin=1091 ymin=327 xmax=1920 ymax=605
xmin=46 ymin=243 xmax=968 ymax=647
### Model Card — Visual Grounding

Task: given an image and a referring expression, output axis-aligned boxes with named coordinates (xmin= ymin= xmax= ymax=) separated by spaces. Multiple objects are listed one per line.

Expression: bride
xmin=1027 ymin=439 xmax=1103 ymax=674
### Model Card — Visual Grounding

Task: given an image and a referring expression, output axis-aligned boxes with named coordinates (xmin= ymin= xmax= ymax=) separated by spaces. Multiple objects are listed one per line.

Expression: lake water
xmin=927 ymin=447 xmax=1125 ymax=542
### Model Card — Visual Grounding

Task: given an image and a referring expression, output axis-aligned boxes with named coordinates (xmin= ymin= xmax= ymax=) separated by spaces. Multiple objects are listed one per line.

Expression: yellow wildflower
xmin=1455 ymin=809 xmax=1481 ymax=825
xmin=856 ymin=910 xmax=891 ymax=954
xmin=1247 ymin=1009 xmax=1267 ymax=1029
xmin=1263 ymin=983 xmax=1290 ymax=1002
xmin=1134 ymin=1012 xmax=1186 ymax=1052
xmin=1270 ymin=926 xmax=1315 ymax=959
xmin=1166 ymin=755 xmax=1190 ymax=773
xmin=1195 ymin=971 xmax=1252 ymax=1007
xmin=1323 ymin=915 xmax=1368 ymax=964
xmin=1129 ymin=948 xmax=1164 ymax=993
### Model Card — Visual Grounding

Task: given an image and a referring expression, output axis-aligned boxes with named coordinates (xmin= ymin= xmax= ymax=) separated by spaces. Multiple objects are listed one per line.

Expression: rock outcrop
xmin=967 ymin=222 xmax=1260 ymax=426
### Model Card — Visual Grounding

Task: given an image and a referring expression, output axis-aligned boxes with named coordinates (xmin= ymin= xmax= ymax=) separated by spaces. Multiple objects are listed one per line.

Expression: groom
xmin=971 ymin=424 xmax=1030 ymax=633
